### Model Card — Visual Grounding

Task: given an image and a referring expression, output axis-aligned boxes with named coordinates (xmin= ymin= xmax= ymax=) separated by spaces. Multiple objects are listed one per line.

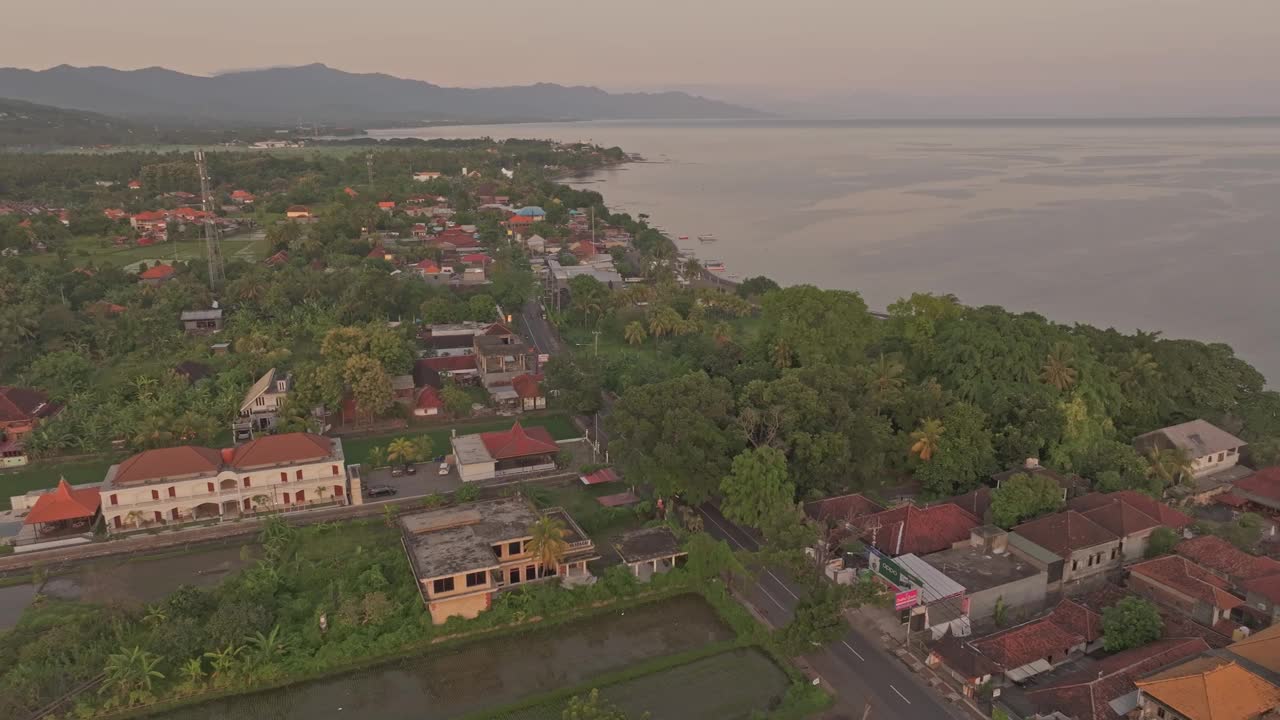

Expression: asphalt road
xmin=695 ymin=504 xmax=962 ymax=720
xmin=521 ymin=298 xmax=562 ymax=356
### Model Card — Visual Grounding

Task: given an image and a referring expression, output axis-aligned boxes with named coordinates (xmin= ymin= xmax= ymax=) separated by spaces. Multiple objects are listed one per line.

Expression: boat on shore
xmin=698 ymin=234 xmax=717 ymax=242
xmin=704 ymin=260 xmax=726 ymax=273
xmin=677 ymin=235 xmax=689 ymax=240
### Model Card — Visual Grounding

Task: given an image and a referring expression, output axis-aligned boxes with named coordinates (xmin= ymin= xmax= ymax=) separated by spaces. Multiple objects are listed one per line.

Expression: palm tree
xmin=647 ymin=306 xmax=679 ymax=338
xmin=143 ymin=605 xmax=167 ymax=625
xmin=528 ymin=516 xmax=569 ymax=578
xmin=386 ymin=437 xmax=419 ymax=471
xmin=367 ymin=445 xmax=388 ymax=469
xmin=870 ymin=354 xmax=905 ymax=411
xmin=1118 ymin=349 xmax=1160 ymax=390
xmin=1144 ymin=446 xmax=1195 ymax=487
xmin=711 ymin=321 xmax=733 ymax=345
xmin=683 ymin=257 xmax=703 ymax=279
xmin=101 ymin=646 xmax=165 ymax=706
xmin=1041 ymin=341 xmax=1079 ymax=391
xmin=624 ymin=321 xmax=647 ymax=346
xmin=909 ymin=418 xmax=945 ymax=462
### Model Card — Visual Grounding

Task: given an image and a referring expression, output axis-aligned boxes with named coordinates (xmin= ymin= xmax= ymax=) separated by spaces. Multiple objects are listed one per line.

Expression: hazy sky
xmin=6 ymin=0 xmax=1280 ymax=104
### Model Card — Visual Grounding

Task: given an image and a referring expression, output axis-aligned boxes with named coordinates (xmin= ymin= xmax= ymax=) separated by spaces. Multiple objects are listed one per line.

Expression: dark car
xmin=405 ymin=464 xmax=417 ymax=475
xmin=366 ymin=485 xmax=397 ymax=498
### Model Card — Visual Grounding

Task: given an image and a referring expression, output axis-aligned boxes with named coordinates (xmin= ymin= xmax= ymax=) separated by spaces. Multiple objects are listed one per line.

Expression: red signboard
xmin=894 ymin=589 xmax=919 ymax=610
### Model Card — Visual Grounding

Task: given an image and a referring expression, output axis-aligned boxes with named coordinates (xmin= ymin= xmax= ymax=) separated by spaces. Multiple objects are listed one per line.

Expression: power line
xmin=194 ymin=150 xmax=224 ymax=291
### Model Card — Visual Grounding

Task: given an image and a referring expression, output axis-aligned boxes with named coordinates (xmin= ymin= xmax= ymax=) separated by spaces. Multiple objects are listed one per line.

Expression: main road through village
xmin=519 ymin=299 xmax=964 ymax=720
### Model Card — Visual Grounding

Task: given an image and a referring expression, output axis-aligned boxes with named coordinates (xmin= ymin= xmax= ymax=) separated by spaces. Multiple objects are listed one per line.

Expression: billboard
xmin=894 ymin=589 xmax=919 ymax=610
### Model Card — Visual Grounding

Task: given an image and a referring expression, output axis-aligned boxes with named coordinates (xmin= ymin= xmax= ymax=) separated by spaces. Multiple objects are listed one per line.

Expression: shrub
xmin=454 ymin=483 xmax=481 ymax=503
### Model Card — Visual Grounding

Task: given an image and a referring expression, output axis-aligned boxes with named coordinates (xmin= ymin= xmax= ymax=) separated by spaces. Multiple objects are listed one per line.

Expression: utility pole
xmin=195 ymin=150 xmax=224 ymax=292
xmin=592 ymin=329 xmax=601 ymax=357
xmin=366 ymin=152 xmax=374 ymax=189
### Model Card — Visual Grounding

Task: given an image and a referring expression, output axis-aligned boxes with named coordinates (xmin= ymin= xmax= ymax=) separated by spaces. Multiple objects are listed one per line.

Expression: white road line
xmin=841 ymin=641 xmax=865 ymax=661
xmin=890 ymin=685 xmax=911 ymax=704
xmin=769 ymin=570 xmax=800 ymax=599
xmin=756 ymin=584 xmax=789 ymax=612
xmin=698 ymin=508 xmax=745 ymax=550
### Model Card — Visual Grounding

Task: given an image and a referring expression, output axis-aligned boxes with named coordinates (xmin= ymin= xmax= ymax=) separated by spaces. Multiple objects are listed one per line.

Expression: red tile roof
xmin=132 ymin=210 xmax=168 ymax=222
xmin=581 ymin=467 xmax=620 ymax=485
xmin=1026 ymin=637 xmax=1211 ymax=720
xmin=415 ymin=259 xmax=441 ymax=273
xmin=1082 ymin=500 xmax=1161 ymax=538
xmin=138 ymin=264 xmax=175 ymax=280
xmin=1014 ymin=510 xmax=1117 ymax=559
xmin=416 ymin=355 xmax=477 ymax=372
xmin=0 ymin=386 xmax=56 ymax=423
xmin=971 ymin=616 xmax=1085 ymax=670
xmin=415 ymin=385 xmax=443 ymax=410
xmin=511 ymin=373 xmax=543 ymax=399
xmin=1176 ymin=535 xmax=1280 ymax=582
xmin=1050 ymin=598 xmax=1106 ymax=643
xmin=861 ymin=503 xmax=979 ymax=557
xmin=483 ymin=323 xmax=516 ymax=336
xmin=461 ymin=253 xmax=490 ymax=264
xmin=803 ymin=493 xmax=886 ymax=523
xmin=113 ymin=446 xmax=223 ymax=485
xmin=1233 ymin=468 xmax=1280 ymax=504
xmin=24 ymin=479 xmax=101 ymax=525
xmin=229 ymin=433 xmax=332 ymax=469
xmin=507 ymin=215 xmax=535 ymax=225
xmin=378 ymin=201 xmax=395 ymax=209
xmin=1242 ymin=573 xmax=1280 ymax=604
xmin=1131 ymin=555 xmax=1244 ymax=611
xmin=479 ymin=422 xmax=558 ymax=460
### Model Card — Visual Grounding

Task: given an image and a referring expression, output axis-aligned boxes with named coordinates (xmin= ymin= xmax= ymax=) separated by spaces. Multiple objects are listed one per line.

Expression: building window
xmin=1111 ymin=547 xmax=1118 ymax=560
xmin=295 ymin=469 xmax=303 ymax=480
xmin=283 ymin=492 xmax=291 ymax=504
xmin=154 ymin=511 xmax=162 ymax=522
xmin=492 ymin=544 xmax=503 ymax=558
xmin=168 ymin=486 xmax=176 ymax=498
xmin=508 ymin=541 xmax=522 ymax=555
xmin=255 ymin=396 xmax=265 ymax=406
xmin=207 ymin=482 xmax=214 ymax=493
xmin=334 ymin=485 xmax=344 ymax=497
xmin=151 ymin=489 xmax=159 ymax=500
xmin=432 ymin=577 xmax=455 ymax=594
xmin=465 ymin=571 xmax=486 ymax=587
xmin=243 ymin=477 xmax=251 ymax=488
xmin=243 ymin=498 xmax=251 ymax=511
xmin=110 ymin=494 xmax=118 ymax=506
xmin=296 ymin=489 xmax=305 ymax=503
xmin=509 ymin=568 xmax=520 ymax=585
xmin=1218 ymin=452 xmax=1225 ymax=462
xmin=280 ymin=472 xmax=287 ymax=483
xmin=331 ymin=465 xmax=339 ymax=476
xmin=526 ymin=565 xmax=538 ymax=581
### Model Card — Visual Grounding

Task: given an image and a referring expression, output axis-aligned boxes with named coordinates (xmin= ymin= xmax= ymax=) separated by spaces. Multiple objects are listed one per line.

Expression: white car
xmin=438 ymin=462 xmax=450 ymax=476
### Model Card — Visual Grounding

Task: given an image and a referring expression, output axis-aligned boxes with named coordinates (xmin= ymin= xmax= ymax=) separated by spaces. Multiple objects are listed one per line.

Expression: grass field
xmin=0 ymin=456 xmax=122 ymax=510
xmin=26 ymin=231 xmax=270 ymax=270
xmin=340 ymin=413 xmax=580 ymax=467
xmin=490 ymin=648 xmax=790 ymax=720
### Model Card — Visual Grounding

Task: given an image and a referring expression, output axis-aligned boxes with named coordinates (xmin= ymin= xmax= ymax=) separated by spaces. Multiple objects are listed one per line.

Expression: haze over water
xmin=374 ymin=120 xmax=1280 ymax=382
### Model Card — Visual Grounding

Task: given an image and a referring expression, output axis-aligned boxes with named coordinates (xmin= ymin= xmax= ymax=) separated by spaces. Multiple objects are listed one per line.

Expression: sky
xmin=5 ymin=0 xmax=1280 ymax=114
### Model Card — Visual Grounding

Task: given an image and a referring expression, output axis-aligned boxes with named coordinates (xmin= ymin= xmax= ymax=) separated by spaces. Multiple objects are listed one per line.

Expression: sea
xmin=370 ymin=119 xmax=1280 ymax=383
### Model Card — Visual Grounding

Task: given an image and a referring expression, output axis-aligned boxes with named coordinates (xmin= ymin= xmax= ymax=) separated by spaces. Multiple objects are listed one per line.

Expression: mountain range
xmin=0 ymin=64 xmax=759 ymax=127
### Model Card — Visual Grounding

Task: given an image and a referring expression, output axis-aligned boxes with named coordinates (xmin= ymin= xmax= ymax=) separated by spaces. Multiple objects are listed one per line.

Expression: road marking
xmin=756 ymin=585 xmax=789 ymax=612
xmin=769 ymin=570 xmax=800 ymax=599
xmin=697 ymin=507 xmax=745 ymax=550
xmin=890 ymin=685 xmax=911 ymax=704
xmin=841 ymin=641 xmax=865 ymax=661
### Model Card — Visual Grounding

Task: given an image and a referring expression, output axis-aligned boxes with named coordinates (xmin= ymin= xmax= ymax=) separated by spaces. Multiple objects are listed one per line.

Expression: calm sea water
xmin=372 ymin=120 xmax=1280 ymax=383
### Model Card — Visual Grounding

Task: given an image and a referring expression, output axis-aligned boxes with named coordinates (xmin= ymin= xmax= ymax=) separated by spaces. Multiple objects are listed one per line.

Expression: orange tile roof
xmin=861 ymin=503 xmax=979 ymax=556
xmin=511 ymin=373 xmax=543 ymax=399
xmin=1131 ymin=555 xmax=1244 ymax=611
xmin=138 ymin=264 xmax=175 ymax=280
xmin=1177 ymin=535 xmax=1280 ymax=582
xmin=229 ymin=433 xmax=332 ymax=469
xmin=415 ymin=385 xmax=443 ymax=410
xmin=479 ymin=422 xmax=557 ymax=460
xmin=1014 ymin=510 xmax=1117 ymax=558
xmin=113 ymin=446 xmax=223 ymax=485
xmin=0 ymin=386 xmax=55 ymax=423
xmin=971 ymin=616 xmax=1084 ymax=670
xmin=1227 ymin=623 xmax=1280 ymax=674
xmin=1082 ymin=500 xmax=1162 ymax=537
xmin=1136 ymin=657 xmax=1280 ymax=720
xmin=24 ymin=479 xmax=101 ymax=525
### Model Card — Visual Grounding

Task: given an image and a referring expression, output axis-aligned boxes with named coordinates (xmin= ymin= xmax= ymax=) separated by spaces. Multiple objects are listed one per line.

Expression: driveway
xmin=362 ymin=461 xmax=462 ymax=501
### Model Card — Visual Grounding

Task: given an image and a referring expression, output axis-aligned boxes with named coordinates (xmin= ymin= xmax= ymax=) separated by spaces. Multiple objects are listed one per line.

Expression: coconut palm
xmin=1041 ymin=341 xmax=1079 ymax=391
xmin=909 ymin=418 xmax=945 ymax=462
xmin=711 ymin=321 xmax=733 ymax=345
xmin=1118 ymin=349 xmax=1160 ymax=390
xmin=367 ymin=445 xmax=388 ymax=469
xmin=1144 ymin=446 xmax=1195 ymax=487
xmin=624 ymin=321 xmax=647 ymax=346
xmin=870 ymin=354 xmax=905 ymax=411
xmin=647 ymin=306 xmax=679 ymax=338
xmin=528 ymin=516 xmax=570 ymax=578
xmin=386 ymin=437 xmax=419 ymax=471
xmin=100 ymin=646 xmax=165 ymax=706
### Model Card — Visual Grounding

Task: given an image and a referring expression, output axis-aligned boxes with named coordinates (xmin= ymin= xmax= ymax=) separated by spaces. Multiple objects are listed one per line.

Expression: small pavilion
xmin=614 ymin=526 xmax=688 ymax=582
xmin=23 ymin=478 xmax=102 ymax=539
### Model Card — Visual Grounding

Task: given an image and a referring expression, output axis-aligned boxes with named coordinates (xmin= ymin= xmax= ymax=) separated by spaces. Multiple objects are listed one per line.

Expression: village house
xmin=1067 ymin=490 xmax=1194 ymax=561
xmin=1135 ymin=656 xmax=1280 ymax=720
xmin=803 ymin=492 xmax=887 ymax=553
xmin=1129 ymin=555 xmax=1245 ymax=636
xmin=968 ymin=606 xmax=1090 ymax=683
xmin=100 ymin=433 xmax=349 ymax=532
xmin=449 ymin=421 xmax=559 ymax=483
xmin=510 ymin=373 xmax=546 ymax=412
xmin=414 ymin=355 xmax=478 ymax=387
xmin=138 ymin=264 xmax=176 ymax=286
xmin=180 ymin=307 xmax=224 ymax=334
xmin=474 ymin=325 xmax=536 ymax=389
xmin=285 ymin=205 xmax=312 ymax=219
xmin=234 ymin=368 xmax=292 ymax=440
xmin=1021 ymin=637 xmax=1211 ymax=720
xmin=614 ymin=526 xmax=688 ymax=581
xmin=0 ymin=386 xmax=60 ymax=468
xmin=399 ymin=496 xmax=597 ymax=624
xmin=18 ymin=478 xmax=103 ymax=546
xmin=858 ymin=502 xmax=980 ymax=557
xmin=1013 ymin=510 xmax=1122 ymax=588
xmin=1136 ymin=419 xmax=1252 ymax=503
xmin=413 ymin=386 xmax=444 ymax=417
xmin=412 ymin=171 xmax=443 ymax=182
xmin=917 ymin=526 xmax=1049 ymax=626
xmin=1226 ymin=467 xmax=1280 ymax=515
xmin=130 ymin=210 xmax=168 ymax=236
xmin=1176 ymin=535 xmax=1280 ymax=587
xmin=230 ymin=189 xmax=255 ymax=205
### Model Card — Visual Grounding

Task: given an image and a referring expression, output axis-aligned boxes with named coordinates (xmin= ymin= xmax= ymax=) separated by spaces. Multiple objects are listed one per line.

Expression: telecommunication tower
xmin=195 ymin=150 xmax=225 ymax=291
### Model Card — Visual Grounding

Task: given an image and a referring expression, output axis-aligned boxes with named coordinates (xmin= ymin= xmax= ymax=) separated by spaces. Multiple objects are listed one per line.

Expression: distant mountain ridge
xmin=0 ymin=96 xmax=142 ymax=146
xmin=0 ymin=64 xmax=761 ymax=126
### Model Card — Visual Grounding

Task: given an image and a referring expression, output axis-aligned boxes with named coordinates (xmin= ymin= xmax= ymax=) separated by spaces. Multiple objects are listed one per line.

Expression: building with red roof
xmin=1230 ymin=467 xmax=1280 ymax=512
xmin=138 ymin=263 xmax=176 ymax=285
xmin=803 ymin=493 xmax=888 ymax=550
xmin=414 ymin=386 xmax=444 ymax=417
xmin=1024 ymin=637 xmax=1210 ymax=720
xmin=1177 ymin=535 xmax=1280 ymax=584
xmin=415 ymin=258 xmax=442 ymax=275
xmin=1013 ymin=510 xmax=1121 ymax=586
xmin=378 ymin=201 xmax=396 ymax=211
xmin=860 ymin=502 xmax=979 ymax=557
xmin=510 ymin=373 xmax=545 ymax=411
xmin=970 ymin=613 xmax=1087 ymax=681
xmin=230 ymin=189 xmax=255 ymax=204
xmin=22 ymin=478 xmax=102 ymax=539
xmin=1129 ymin=555 xmax=1244 ymax=634
xmin=450 ymin=422 xmax=559 ymax=482
xmin=100 ymin=434 xmax=348 ymax=532
xmin=0 ymin=386 xmax=60 ymax=447
xmin=416 ymin=355 xmax=478 ymax=377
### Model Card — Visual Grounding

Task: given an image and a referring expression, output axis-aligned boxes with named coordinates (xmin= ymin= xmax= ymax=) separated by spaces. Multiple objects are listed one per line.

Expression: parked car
xmin=390 ymin=466 xmax=404 ymax=478
xmin=366 ymin=485 xmax=397 ymax=498
xmin=438 ymin=462 xmax=450 ymax=476
xmin=405 ymin=464 xmax=417 ymax=475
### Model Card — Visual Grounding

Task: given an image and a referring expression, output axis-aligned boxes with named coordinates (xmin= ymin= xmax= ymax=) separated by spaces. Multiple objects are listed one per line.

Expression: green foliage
xmin=441 ymin=382 xmax=473 ymax=418
xmin=989 ymin=472 xmax=1064 ymax=528
xmin=1216 ymin=512 xmax=1265 ymax=551
xmin=1102 ymin=597 xmax=1163 ymax=652
xmin=1145 ymin=526 xmax=1180 ymax=558
xmin=720 ymin=447 xmax=796 ymax=533
xmin=562 ymin=689 xmax=648 ymax=720
xmin=914 ymin=403 xmax=997 ymax=497
xmin=454 ymin=483 xmax=481 ymax=503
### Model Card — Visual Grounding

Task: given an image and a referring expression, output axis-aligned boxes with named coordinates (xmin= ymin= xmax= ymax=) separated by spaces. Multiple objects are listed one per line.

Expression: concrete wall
xmin=1063 ymin=541 xmax=1122 ymax=583
xmin=458 ymin=460 xmax=496 ymax=483
xmin=1130 ymin=574 xmax=1216 ymax=626
xmin=1191 ymin=448 xmax=1241 ymax=478
xmin=1121 ymin=529 xmax=1155 ymax=562
xmin=428 ymin=592 xmax=491 ymax=625
xmin=968 ymin=570 xmax=1049 ymax=623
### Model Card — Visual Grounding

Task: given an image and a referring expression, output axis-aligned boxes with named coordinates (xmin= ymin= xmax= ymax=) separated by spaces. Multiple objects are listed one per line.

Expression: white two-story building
xmin=100 ymin=433 xmax=349 ymax=532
